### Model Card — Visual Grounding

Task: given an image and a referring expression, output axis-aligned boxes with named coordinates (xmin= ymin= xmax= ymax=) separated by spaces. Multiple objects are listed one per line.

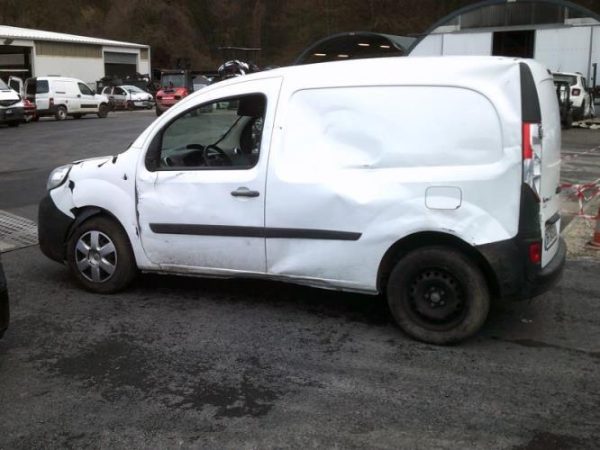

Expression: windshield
xmin=553 ymin=74 xmax=577 ymax=86
xmin=123 ymin=85 xmax=144 ymax=93
xmin=161 ymin=74 xmax=186 ymax=89
xmin=0 ymin=78 xmax=9 ymax=90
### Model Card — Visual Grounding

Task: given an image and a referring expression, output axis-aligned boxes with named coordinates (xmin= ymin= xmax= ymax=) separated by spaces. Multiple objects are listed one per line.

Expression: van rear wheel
xmin=55 ymin=106 xmax=67 ymax=121
xmin=67 ymin=216 xmax=137 ymax=294
xmin=386 ymin=247 xmax=490 ymax=345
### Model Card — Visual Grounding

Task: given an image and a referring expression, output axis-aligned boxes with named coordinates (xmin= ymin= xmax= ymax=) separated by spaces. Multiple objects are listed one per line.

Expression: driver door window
xmin=158 ymin=94 xmax=266 ymax=170
xmin=78 ymin=82 xmax=94 ymax=96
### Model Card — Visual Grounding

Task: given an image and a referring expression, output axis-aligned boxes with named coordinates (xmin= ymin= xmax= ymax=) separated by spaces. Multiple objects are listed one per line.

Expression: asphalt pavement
xmin=0 ymin=112 xmax=599 ymax=449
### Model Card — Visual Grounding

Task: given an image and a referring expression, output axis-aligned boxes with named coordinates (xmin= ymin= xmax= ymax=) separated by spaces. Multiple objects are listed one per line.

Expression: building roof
xmin=0 ymin=25 xmax=148 ymax=48
xmin=294 ymin=31 xmax=416 ymax=65
xmin=407 ymin=0 xmax=600 ymax=54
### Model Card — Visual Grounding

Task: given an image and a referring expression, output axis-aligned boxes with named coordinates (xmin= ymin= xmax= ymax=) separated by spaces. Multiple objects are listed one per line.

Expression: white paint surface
xmin=47 ymin=56 xmax=562 ymax=293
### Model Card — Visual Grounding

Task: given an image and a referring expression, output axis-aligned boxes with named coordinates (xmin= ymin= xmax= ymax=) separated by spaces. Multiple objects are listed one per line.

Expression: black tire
xmin=97 ymin=103 xmax=109 ymax=119
xmin=7 ymin=121 xmax=19 ymax=127
xmin=67 ymin=216 xmax=137 ymax=294
xmin=126 ymin=101 xmax=134 ymax=111
xmin=386 ymin=246 xmax=490 ymax=345
xmin=72 ymin=114 xmax=83 ymax=120
xmin=32 ymin=115 xmax=39 ymax=122
xmin=155 ymin=105 xmax=163 ymax=116
xmin=565 ymin=110 xmax=573 ymax=129
xmin=55 ymin=106 xmax=67 ymax=121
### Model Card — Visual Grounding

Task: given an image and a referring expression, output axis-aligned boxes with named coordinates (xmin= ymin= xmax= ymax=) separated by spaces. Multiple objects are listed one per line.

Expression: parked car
xmin=552 ymin=71 xmax=594 ymax=120
xmin=0 ymin=255 xmax=9 ymax=339
xmin=101 ymin=85 xmax=154 ymax=110
xmin=155 ymin=70 xmax=210 ymax=116
xmin=23 ymin=76 xmax=110 ymax=121
xmin=0 ymin=78 xmax=25 ymax=127
xmin=38 ymin=57 xmax=565 ymax=345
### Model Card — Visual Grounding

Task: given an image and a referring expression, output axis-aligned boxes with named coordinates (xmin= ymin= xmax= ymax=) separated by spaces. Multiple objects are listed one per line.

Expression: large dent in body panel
xmin=280 ymin=86 xmax=507 ymax=174
xmin=267 ymin=63 xmax=524 ymax=291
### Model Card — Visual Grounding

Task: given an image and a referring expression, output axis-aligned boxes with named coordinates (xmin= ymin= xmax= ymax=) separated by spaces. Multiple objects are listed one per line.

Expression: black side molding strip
xmin=149 ymin=224 xmax=362 ymax=241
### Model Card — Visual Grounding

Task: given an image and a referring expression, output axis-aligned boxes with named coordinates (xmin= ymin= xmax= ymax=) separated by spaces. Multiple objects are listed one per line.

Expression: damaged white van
xmin=38 ymin=57 xmax=566 ymax=344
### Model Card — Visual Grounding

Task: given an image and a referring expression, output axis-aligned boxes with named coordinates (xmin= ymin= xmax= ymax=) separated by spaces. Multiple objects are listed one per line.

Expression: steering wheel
xmin=203 ymin=144 xmax=232 ymax=167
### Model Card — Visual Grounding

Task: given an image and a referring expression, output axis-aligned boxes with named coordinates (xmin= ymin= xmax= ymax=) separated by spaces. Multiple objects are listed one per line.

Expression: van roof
xmin=31 ymin=77 xmax=83 ymax=83
xmin=207 ymin=56 xmax=551 ymax=92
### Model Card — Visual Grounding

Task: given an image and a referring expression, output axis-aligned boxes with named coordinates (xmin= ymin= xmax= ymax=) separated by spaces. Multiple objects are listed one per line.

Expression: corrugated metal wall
xmin=35 ymin=41 xmax=102 ymax=58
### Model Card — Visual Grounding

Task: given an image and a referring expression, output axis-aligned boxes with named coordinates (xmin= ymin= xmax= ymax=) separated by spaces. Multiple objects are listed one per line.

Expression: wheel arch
xmin=377 ymin=231 xmax=500 ymax=298
xmin=67 ymin=206 xmax=134 ymax=252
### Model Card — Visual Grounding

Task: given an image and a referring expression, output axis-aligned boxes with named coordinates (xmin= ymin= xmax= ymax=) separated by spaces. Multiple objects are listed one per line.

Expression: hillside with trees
xmin=1 ymin=0 xmax=599 ymax=70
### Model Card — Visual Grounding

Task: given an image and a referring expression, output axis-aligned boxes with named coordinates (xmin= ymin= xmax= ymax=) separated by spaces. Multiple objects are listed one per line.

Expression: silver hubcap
xmin=75 ymin=231 xmax=117 ymax=283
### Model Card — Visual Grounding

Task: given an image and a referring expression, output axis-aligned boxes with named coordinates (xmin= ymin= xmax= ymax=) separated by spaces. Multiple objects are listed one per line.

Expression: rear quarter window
xmin=279 ymin=86 xmax=503 ymax=177
xmin=36 ymin=80 xmax=49 ymax=94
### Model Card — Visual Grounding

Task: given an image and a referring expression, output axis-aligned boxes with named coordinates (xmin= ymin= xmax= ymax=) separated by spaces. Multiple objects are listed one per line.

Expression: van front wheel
xmin=67 ymin=216 xmax=137 ymax=294
xmin=97 ymin=103 xmax=109 ymax=118
xmin=386 ymin=247 xmax=490 ymax=345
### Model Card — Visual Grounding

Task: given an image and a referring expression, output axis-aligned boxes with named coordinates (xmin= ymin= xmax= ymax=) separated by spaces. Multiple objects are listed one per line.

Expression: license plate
xmin=5 ymin=109 xmax=13 ymax=115
xmin=545 ymin=221 xmax=558 ymax=250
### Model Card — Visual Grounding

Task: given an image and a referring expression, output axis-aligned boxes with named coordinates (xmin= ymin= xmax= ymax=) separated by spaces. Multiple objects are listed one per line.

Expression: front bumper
xmin=478 ymin=237 xmax=566 ymax=301
xmin=38 ymin=194 xmax=75 ymax=263
xmin=0 ymin=106 xmax=24 ymax=123
xmin=133 ymin=99 xmax=155 ymax=108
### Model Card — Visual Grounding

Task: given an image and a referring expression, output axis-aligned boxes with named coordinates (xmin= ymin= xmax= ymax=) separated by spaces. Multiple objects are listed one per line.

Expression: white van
xmin=0 ymin=77 xmax=24 ymax=127
xmin=24 ymin=76 xmax=110 ymax=120
xmin=38 ymin=57 xmax=566 ymax=344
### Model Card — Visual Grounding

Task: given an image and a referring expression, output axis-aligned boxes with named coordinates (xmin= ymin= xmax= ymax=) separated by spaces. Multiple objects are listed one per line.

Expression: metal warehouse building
xmin=409 ymin=0 xmax=599 ymax=84
xmin=0 ymin=25 xmax=150 ymax=86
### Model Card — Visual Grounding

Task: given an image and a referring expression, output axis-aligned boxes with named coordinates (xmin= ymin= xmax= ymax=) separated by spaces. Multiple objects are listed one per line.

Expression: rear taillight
xmin=522 ymin=122 xmax=542 ymax=202
xmin=528 ymin=242 xmax=542 ymax=264
xmin=572 ymin=88 xmax=581 ymax=96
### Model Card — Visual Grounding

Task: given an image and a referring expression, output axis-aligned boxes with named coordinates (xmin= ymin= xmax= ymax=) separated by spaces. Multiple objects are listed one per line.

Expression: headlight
xmin=47 ymin=164 xmax=72 ymax=190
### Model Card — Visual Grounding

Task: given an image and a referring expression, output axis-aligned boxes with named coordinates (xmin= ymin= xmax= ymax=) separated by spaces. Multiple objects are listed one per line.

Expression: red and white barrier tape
xmin=560 ymin=178 xmax=600 ymax=219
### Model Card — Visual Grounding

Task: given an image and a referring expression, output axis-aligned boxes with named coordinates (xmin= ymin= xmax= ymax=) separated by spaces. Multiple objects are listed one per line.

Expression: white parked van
xmin=0 ymin=77 xmax=25 ymax=127
xmin=24 ymin=76 xmax=110 ymax=120
xmin=38 ymin=57 xmax=566 ymax=344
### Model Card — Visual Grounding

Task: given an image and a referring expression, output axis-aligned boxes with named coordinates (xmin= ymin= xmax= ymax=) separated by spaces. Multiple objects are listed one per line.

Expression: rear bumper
xmin=38 ymin=194 xmax=75 ymax=263
xmin=524 ymin=238 xmax=567 ymax=298
xmin=478 ymin=237 xmax=566 ymax=301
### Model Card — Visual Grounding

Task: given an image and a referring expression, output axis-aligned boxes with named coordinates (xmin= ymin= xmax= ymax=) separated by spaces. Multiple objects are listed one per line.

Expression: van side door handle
xmin=231 ymin=187 xmax=260 ymax=198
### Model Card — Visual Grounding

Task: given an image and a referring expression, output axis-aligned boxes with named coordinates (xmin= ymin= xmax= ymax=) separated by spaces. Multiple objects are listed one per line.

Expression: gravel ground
xmin=1 ymin=246 xmax=599 ymax=449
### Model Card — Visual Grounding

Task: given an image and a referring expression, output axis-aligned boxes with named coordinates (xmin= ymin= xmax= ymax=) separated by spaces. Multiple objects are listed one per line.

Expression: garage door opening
xmin=0 ymin=45 xmax=32 ymax=83
xmin=492 ymin=30 xmax=535 ymax=58
xmin=104 ymin=51 xmax=137 ymax=77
